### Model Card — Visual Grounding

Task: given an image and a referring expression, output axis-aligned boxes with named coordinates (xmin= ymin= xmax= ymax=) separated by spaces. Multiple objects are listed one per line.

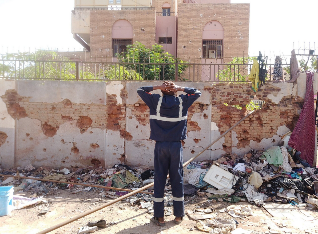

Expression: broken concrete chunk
xmin=186 ymin=210 xmax=215 ymax=220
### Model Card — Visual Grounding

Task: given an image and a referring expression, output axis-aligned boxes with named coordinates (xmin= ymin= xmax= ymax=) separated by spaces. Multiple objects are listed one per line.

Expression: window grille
xmin=112 ymin=39 xmax=133 ymax=57
xmin=162 ymin=8 xmax=170 ymax=16
xmin=159 ymin=37 xmax=172 ymax=44
xmin=202 ymin=40 xmax=223 ymax=59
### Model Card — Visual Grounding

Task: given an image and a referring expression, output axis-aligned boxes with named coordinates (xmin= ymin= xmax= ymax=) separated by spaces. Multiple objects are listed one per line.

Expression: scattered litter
xmin=206 ymin=188 xmax=235 ymax=195
xmin=24 ymin=164 xmax=35 ymax=171
xmin=38 ymin=206 xmax=50 ymax=215
xmin=226 ymin=205 xmax=253 ymax=218
xmin=196 ymin=218 xmax=236 ymax=233
xmin=233 ymin=163 xmax=245 ymax=172
xmin=184 ymin=183 xmax=199 ymax=196
xmin=0 ymin=141 xmax=317 ymax=228
xmin=13 ymin=195 xmax=46 ymax=209
xmin=248 ymin=172 xmax=263 ymax=189
xmin=244 ymin=184 xmax=267 ymax=205
xmin=306 ymin=196 xmax=318 ymax=209
xmin=187 ymin=210 xmax=215 ymax=220
xmin=60 ymin=168 xmax=70 ymax=175
xmin=184 ymin=164 xmax=209 ymax=188
xmin=231 ymin=228 xmax=252 ymax=234
xmin=78 ymin=226 xmax=98 ymax=234
xmin=140 ymin=201 xmax=152 ymax=209
xmin=1 ymin=177 xmax=14 ymax=185
xmin=142 ymin=179 xmax=154 ymax=185
xmin=87 ymin=219 xmax=106 ymax=228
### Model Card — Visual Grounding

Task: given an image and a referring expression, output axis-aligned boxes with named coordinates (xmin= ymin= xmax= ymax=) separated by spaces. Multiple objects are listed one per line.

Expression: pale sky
xmin=0 ymin=0 xmax=317 ymax=58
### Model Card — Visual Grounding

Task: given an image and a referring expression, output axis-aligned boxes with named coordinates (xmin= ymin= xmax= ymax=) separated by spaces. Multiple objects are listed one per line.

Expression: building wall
xmin=182 ymin=0 xmax=231 ymax=3
xmin=75 ymin=0 xmax=152 ymax=7
xmin=72 ymin=9 xmax=90 ymax=35
xmin=72 ymin=2 xmax=249 ymax=62
xmin=177 ymin=3 xmax=249 ymax=62
xmin=90 ymin=9 xmax=156 ymax=59
xmin=1 ymin=73 xmax=316 ymax=169
xmin=153 ymin=0 xmax=176 ymax=13
xmin=156 ymin=16 xmax=177 ymax=56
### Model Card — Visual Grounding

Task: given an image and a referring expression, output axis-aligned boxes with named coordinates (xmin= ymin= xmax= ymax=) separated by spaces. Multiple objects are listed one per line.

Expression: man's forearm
xmin=153 ymin=85 xmax=163 ymax=91
xmin=175 ymin=86 xmax=185 ymax=92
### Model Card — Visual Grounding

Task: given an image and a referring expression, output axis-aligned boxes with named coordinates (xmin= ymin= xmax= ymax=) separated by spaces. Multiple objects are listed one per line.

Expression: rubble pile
xmin=1 ymin=144 xmax=318 ymax=233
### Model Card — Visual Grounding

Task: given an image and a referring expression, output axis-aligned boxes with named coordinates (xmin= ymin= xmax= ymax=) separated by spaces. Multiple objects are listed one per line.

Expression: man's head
xmin=161 ymin=81 xmax=176 ymax=96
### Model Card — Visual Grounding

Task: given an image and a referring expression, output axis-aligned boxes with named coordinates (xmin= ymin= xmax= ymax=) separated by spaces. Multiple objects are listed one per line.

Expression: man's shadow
xmin=101 ymin=210 xmax=190 ymax=234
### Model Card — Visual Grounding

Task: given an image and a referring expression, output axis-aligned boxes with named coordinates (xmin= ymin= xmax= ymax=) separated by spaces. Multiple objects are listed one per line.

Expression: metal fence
xmin=0 ymin=60 xmax=290 ymax=82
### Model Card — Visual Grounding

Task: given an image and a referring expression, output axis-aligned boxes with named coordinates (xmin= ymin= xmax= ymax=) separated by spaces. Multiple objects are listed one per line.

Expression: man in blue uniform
xmin=137 ymin=81 xmax=201 ymax=226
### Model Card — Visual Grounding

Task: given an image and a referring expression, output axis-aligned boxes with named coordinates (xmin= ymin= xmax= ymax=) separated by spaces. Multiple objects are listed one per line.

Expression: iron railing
xmin=156 ymin=12 xmax=176 ymax=16
xmin=0 ymin=60 xmax=290 ymax=82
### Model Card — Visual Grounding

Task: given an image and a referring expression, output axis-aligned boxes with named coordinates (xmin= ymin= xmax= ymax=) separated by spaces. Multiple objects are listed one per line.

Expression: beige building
xmin=71 ymin=0 xmax=249 ymax=63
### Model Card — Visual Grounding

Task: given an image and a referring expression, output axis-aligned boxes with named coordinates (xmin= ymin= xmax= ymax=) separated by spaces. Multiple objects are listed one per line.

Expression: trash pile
xmin=182 ymin=145 xmax=318 ymax=207
xmin=1 ymin=143 xmax=318 ymax=233
xmin=0 ymin=163 xmax=151 ymax=197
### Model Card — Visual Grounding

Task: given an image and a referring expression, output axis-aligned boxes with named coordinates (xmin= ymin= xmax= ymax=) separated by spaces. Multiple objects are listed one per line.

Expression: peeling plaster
xmin=0 ymin=97 xmax=15 ymax=128
xmin=232 ymin=131 xmax=282 ymax=155
xmin=126 ymin=108 xmax=150 ymax=140
xmin=267 ymin=83 xmax=295 ymax=104
xmin=211 ymin=122 xmax=218 ymax=131
xmin=0 ymin=80 xmax=307 ymax=169
xmin=15 ymin=119 xmax=106 ymax=168
xmin=106 ymin=81 xmax=124 ymax=104
xmin=2 ymin=91 xmax=108 ymax=136
xmin=0 ymin=131 xmax=8 ymax=147
xmin=276 ymin=125 xmax=291 ymax=136
xmin=210 ymin=122 xmax=225 ymax=151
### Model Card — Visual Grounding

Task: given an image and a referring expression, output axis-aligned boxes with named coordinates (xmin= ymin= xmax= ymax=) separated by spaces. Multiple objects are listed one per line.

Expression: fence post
xmin=76 ymin=61 xmax=79 ymax=80
xmin=175 ymin=60 xmax=178 ymax=81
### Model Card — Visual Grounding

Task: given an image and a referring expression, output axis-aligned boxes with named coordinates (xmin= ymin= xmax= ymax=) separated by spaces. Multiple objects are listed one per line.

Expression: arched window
xmin=162 ymin=3 xmax=171 ymax=16
xmin=112 ymin=20 xmax=133 ymax=57
xmin=202 ymin=21 xmax=224 ymax=59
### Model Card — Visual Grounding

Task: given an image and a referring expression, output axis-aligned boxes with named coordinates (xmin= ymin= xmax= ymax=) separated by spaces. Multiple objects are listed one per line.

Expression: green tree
xmin=116 ymin=42 xmax=188 ymax=80
xmin=104 ymin=65 xmax=142 ymax=80
xmin=216 ymin=57 xmax=255 ymax=82
xmin=0 ymin=51 xmax=78 ymax=80
xmin=299 ymin=56 xmax=317 ymax=72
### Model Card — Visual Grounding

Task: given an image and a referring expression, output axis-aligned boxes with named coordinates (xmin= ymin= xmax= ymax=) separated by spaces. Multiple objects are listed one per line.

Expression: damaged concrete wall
xmin=0 ymin=80 xmax=16 ymax=168
xmin=0 ymin=73 xmax=316 ymax=169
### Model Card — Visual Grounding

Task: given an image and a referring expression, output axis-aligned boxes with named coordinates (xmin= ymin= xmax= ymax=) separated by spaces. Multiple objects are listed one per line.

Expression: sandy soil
xmin=1 ymin=189 xmax=318 ymax=234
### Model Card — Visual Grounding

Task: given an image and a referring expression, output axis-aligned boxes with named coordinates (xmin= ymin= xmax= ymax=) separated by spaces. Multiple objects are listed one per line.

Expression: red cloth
xmin=288 ymin=72 xmax=315 ymax=166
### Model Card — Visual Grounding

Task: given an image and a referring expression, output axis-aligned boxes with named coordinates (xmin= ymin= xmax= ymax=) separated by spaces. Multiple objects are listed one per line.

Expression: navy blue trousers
xmin=153 ymin=141 xmax=184 ymax=218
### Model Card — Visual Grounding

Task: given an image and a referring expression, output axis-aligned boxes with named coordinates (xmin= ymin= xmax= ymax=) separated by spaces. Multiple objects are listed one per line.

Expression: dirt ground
xmin=1 ymin=189 xmax=318 ymax=234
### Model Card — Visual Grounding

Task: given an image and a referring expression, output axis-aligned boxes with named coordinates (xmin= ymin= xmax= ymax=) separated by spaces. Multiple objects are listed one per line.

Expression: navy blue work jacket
xmin=137 ymin=86 xmax=201 ymax=142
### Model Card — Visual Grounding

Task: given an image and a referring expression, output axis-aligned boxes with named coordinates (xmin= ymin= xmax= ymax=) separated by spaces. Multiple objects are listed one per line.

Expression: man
xmin=137 ymin=81 xmax=201 ymax=226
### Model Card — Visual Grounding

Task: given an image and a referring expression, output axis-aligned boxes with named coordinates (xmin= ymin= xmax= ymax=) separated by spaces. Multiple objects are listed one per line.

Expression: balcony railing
xmin=74 ymin=6 xmax=154 ymax=10
xmin=156 ymin=12 xmax=176 ymax=16
xmin=0 ymin=60 xmax=290 ymax=82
